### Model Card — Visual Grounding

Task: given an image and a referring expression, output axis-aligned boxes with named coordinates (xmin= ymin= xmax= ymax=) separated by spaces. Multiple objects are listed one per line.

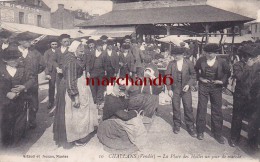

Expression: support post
xmin=231 ymin=26 xmax=235 ymax=56
xmin=205 ymin=24 xmax=210 ymax=44
xmin=166 ymin=24 xmax=171 ymax=52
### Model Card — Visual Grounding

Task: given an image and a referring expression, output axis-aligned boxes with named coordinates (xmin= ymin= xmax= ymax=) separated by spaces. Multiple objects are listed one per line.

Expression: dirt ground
xmin=0 ymin=84 xmax=259 ymax=162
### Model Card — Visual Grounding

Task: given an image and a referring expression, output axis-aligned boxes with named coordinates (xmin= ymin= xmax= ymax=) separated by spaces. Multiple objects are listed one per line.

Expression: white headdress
xmin=68 ymin=40 xmax=82 ymax=53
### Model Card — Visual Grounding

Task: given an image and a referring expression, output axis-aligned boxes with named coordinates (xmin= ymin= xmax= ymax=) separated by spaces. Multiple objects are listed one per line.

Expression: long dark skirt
xmin=53 ymin=78 xmax=69 ymax=148
xmin=97 ymin=119 xmax=138 ymax=153
xmin=1 ymin=100 xmax=26 ymax=148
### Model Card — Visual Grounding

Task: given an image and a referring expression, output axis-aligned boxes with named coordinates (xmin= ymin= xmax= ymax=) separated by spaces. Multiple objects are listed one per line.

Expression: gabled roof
xmin=15 ymin=0 xmax=51 ymax=11
xmin=77 ymin=5 xmax=254 ymax=27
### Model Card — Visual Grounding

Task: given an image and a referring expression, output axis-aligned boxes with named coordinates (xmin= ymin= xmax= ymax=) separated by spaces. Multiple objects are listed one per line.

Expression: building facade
xmin=250 ymin=10 xmax=260 ymax=39
xmin=51 ymin=4 xmax=94 ymax=29
xmin=0 ymin=0 xmax=51 ymax=28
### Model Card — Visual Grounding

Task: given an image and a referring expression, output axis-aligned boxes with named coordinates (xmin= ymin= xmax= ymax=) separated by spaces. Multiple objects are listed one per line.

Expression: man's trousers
xmin=196 ymin=83 xmax=223 ymax=137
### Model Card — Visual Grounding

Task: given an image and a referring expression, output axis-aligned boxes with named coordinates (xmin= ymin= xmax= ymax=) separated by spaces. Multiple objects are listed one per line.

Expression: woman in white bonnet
xmin=53 ymin=40 xmax=98 ymax=148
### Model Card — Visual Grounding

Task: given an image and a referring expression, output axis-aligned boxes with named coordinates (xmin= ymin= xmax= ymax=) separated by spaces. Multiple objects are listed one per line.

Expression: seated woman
xmin=97 ymin=83 xmax=146 ymax=153
xmin=0 ymin=46 xmax=35 ymax=148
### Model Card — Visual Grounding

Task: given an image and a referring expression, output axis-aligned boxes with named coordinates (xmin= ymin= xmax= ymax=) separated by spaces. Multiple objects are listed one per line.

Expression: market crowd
xmin=0 ymin=31 xmax=259 ymax=154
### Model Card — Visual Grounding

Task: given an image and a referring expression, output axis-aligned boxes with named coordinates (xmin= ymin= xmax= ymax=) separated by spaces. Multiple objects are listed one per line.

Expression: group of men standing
xmin=166 ymin=43 xmax=260 ymax=153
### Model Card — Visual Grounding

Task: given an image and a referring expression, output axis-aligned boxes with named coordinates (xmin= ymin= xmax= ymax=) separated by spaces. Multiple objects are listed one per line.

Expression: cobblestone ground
xmin=0 ymin=84 xmax=259 ymax=162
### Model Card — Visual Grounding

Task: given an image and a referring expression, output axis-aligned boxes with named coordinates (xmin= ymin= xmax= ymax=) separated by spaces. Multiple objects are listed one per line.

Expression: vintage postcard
xmin=0 ymin=0 xmax=259 ymax=162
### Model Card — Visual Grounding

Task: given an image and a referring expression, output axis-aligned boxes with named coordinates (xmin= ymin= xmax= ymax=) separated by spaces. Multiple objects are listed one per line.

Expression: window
xmin=19 ymin=12 xmax=24 ymax=24
xmin=38 ymin=1 xmax=42 ymax=6
xmin=37 ymin=15 xmax=42 ymax=26
xmin=255 ymin=24 xmax=258 ymax=33
xmin=34 ymin=0 xmax=41 ymax=6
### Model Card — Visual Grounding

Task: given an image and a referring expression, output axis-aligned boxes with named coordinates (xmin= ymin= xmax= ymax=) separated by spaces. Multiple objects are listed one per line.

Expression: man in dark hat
xmin=131 ymin=39 xmax=145 ymax=77
xmin=0 ymin=31 xmax=13 ymax=63
xmin=229 ymin=44 xmax=256 ymax=147
xmin=85 ymin=39 xmax=107 ymax=108
xmin=43 ymin=39 xmax=59 ymax=111
xmin=56 ymin=34 xmax=71 ymax=86
xmin=0 ymin=31 xmax=12 ymax=50
xmin=242 ymin=46 xmax=260 ymax=154
xmin=119 ymin=43 xmax=135 ymax=78
xmin=124 ymin=35 xmax=132 ymax=45
xmin=87 ymin=39 xmax=95 ymax=52
xmin=165 ymin=47 xmax=197 ymax=137
xmin=103 ymin=40 xmax=119 ymax=79
xmin=15 ymin=32 xmax=45 ymax=129
xmin=0 ymin=46 xmax=35 ymax=147
xmin=195 ymin=43 xmax=230 ymax=143
xmin=100 ymin=35 xmax=108 ymax=51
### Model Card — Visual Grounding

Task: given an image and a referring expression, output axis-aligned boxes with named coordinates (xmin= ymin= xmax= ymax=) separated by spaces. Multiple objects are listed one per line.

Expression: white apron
xmin=65 ymin=73 xmax=98 ymax=143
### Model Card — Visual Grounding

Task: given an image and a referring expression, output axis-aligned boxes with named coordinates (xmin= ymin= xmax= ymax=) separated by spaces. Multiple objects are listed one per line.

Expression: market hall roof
xmin=77 ymin=5 xmax=254 ymax=27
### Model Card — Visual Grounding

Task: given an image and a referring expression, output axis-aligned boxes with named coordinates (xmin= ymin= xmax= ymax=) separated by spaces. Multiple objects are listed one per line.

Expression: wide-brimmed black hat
xmin=121 ymin=44 xmax=131 ymax=50
xmin=203 ymin=43 xmax=221 ymax=53
xmin=100 ymin=35 xmax=108 ymax=40
xmin=96 ymin=39 xmax=103 ymax=46
xmin=0 ymin=30 xmax=12 ymax=39
xmin=2 ymin=45 xmax=21 ymax=61
xmin=107 ymin=40 xmax=114 ymax=46
xmin=58 ymin=34 xmax=71 ymax=41
xmin=171 ymin=47 xmax=186 ymax=55
xmin=124 ymin=35 xmax=132 ymax=40
xmin=14 ymin=31 xmax=38 ymax=42
xmin=49 ymin=38 xmax=58 ymax=44
xmin=238 ymin=44 xmax=256 ymax=57
xmin=250 ymin=45 xmax=260 ymax=57
xmin=87 ymin=39 xmax=95 ymax=44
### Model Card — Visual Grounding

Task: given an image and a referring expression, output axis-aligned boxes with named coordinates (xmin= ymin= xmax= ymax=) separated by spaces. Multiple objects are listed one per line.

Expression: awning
xmin=0 ymin=22 xmax=96 ymax=38
xmin=1 ymin=22 xmax=132 ymax=38
xmin=157 ymin=36 xmax=202 ymax=44
xmin=52 ymin=29 xmax=96 ymax=38
xmin=157 ymin=35 xmax=254 ymax=44
xmin=1 ymin=22 xmax=60 ymax=36
xmin=77 ymin=5 xmax=254 ymax=30
xmin=88 ymin=26 xmax=135 ymax=38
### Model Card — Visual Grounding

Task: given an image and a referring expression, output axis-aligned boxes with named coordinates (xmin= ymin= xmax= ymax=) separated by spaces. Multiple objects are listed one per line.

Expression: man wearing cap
xmin=15 ymin=32 xmax=45 ymax=129
xmin=230 ymin=45 xmax=260 ymax=151
xmin=43 ymin=39 xmax=59 ymax=110
xmin=165 ymin=47 xmax=197 ymax=137
xmin=100 ymin=35 xmax=108 ymax=51
xmin=229 ymin=44 xmax=255 ymax=147
xmin=87 ymin=39 xmax=95 ymax=52
xmin=0 ymin=45 xmax=35 ymax=147
xmin=103 ymin=40 xmax=119 ymax=79
xmin=0 ymin=31 xmax=12 ymax=63
xmin=195 ymin=43 xmax=230 ymax=144
xmin=131 ymin=39 xmax=145 ymax=77
xmin=85 ymin=39 xmax=107 ymax=107
xmin=56 ymin=34 xmax=71 ymax=87
xmin=119 ymin=44 xmax=135 ymax=77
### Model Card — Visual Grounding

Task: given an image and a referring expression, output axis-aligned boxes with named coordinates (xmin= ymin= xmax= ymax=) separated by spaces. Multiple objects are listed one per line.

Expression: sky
xmin=42 ymin=0 xmax=260 ymax=20
xmin=41 ymin=0 xmax=113 ymax=15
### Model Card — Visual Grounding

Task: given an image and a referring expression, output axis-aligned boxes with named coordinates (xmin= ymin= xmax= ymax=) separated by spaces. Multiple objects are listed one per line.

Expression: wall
xmin=51 ymin=8 xmax=74 ymax=29
xmin=0 ymin=1 xmax=51 ymax=27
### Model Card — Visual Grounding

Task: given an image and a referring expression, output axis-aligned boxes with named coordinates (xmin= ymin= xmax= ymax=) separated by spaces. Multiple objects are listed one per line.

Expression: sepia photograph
xmin=0 ymin=0 xmax=259 ymax=162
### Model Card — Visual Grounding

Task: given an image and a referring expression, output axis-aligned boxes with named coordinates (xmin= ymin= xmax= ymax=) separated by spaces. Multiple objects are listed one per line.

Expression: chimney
xmin=58 ymin=4 xmax=65 ymax=9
